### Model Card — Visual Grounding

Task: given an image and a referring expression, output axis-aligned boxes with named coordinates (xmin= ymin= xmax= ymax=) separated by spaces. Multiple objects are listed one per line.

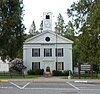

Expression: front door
xmin=44 ymin=62 xmax=53 ymax=72
xmin=46 ymin=66 xmax=50 ymax=72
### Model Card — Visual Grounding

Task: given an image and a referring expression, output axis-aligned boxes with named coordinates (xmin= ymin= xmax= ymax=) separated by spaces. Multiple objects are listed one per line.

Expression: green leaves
xmin=55 ymin=13 xmax=65 ymax=35
xmin=0 ymin=0 xmax=25 ymax=58
xmin=67 ymin=0 xmax=100 ymax=66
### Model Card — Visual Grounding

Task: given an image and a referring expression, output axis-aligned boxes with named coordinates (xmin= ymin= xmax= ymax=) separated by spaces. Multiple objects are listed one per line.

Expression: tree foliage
xmin=39 ymin=20 xmax=43 ymax=32
xmin=29 ymin=20 xmax=36 ymax=35
xmin=0 ymin=0 xmax=25 ymax=58
xmin=55 ymin=13 xmax=65 ymax=35
xmin=67 ymin=0 xmax=100 ymax=66
xmin=10 ymin=58 xmax=26 ymax=72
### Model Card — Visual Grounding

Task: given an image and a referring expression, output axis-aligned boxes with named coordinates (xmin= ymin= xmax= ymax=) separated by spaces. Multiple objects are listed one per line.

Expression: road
xmin=0 ymin=81 xmax=100 ymax=94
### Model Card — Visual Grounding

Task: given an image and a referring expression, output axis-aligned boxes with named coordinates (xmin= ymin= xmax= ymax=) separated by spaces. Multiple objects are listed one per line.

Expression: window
xmin=44 ymin=48 xmax=52 ymax=57
xmin=55 ymin=48 xmax=63 ymax=57
xmin=45 ymin=37 xmax=50 ymax=42
xmin=56 ymin=62 xmax=64 ymax=70
xmin=46 ymin=15 xmax=50 ymax=19
xmin=32 ymin=62 xmax=40 ymax=70
xmin=32 ymin=48 xmax=40 ymax=57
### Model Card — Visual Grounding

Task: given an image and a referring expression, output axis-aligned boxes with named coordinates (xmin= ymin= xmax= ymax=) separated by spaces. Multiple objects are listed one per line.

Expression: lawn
xmin=60 ymin=73 xmax=100 ymax=79
xmin=0 ymin=75 xmax=39 ymax=79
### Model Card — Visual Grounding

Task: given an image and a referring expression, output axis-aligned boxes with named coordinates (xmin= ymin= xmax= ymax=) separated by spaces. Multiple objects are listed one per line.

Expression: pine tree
xmin=29 ymin=20 xmax=36 ymax=35
xmin=0 ymin=0 xmax=25 ymax=58
xmin=39 ymin=20 xmax=43 ymax=32
xmin=55 ymin=13 xmax=65 ymax=35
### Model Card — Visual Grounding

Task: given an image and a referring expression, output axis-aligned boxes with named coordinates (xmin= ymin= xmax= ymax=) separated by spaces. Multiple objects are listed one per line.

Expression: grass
xmin=60 ymin=76 xmax=68 ymax=79
xmin=60 ymin=73 xmax=100 ymax=79
xmin=0 ymin=75 xmax=39 ymax=79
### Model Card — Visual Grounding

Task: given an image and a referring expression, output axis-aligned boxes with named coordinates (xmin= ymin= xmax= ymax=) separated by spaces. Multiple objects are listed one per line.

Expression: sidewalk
xmin=1 ymin=76 xmax=100 ymax=83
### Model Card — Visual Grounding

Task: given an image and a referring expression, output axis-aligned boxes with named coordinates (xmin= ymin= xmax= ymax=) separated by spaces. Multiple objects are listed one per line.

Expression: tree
xmin=10 ymin=58 xmax=26 ymax=72
xmin=67 ymin=0 xmax=100 ymax=68
xmin=29 ymin=20 xmax=36 ymax=35
xmin=64 ymin=21 xmax=75 ymax=40
xmin=0 ymin=0 xmax=25 ymax=59
xmin=39 ymin=20 xmax=43 ymax=32
xmin=55 ymin=13 xmax=65 ymax=35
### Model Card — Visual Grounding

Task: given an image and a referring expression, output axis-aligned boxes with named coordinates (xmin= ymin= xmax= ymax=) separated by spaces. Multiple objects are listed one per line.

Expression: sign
xmin=78 ymin=63 xmax=93 ymax=79
xmin=80 ymin=64 xmax=91 ymax=71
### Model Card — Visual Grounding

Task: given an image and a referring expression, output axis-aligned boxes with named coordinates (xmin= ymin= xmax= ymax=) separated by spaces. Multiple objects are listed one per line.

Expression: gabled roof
xmin=24 ymin=31 xmax=73 ymax=44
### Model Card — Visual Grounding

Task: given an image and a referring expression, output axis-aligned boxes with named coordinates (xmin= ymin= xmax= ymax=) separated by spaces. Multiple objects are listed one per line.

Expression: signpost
xmin=78 ymin=63 xmax=93 ymax=79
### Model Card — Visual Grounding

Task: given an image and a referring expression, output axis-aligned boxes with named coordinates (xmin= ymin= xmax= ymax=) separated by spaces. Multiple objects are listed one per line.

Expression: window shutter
xmin=39 ymin=49 xmax=40 ymax=57
xmin=50 ymin=48 xmax=52 ymax=56
xmin=62 ymin=62 xmax=64 ymax=70
xmin=56 ymin=62 xmax=57 ymax=70
xmin=44 ymin=49 xmax=45 ymax=57
xmin=55 ymin=48 xmax=57 ymax=56
xmin=62 ymin=48 xmax=63 ymax=56
xmin=32 ymin=49 xmax=34 ymax=57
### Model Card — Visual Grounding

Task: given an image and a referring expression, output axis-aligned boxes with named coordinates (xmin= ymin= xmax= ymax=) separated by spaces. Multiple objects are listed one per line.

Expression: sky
xmin=23 ymin=0 xmax=78 ymax=33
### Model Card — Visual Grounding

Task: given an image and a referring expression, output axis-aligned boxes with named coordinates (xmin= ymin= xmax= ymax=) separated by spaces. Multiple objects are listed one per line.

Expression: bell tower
xmin=43 ymin=12 xmax=52 ymax=31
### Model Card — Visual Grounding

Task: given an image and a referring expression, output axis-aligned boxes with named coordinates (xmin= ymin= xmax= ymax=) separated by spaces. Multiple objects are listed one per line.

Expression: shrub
xmin=27 ymin=69 xmax=44 ymax=75
xmin=52 ymin=70 xmax=63 ymax=76
xmin=52 ymin=70 xmax=72 ymax=76
xmin=27 ymin=70 xmax=35 ymax=75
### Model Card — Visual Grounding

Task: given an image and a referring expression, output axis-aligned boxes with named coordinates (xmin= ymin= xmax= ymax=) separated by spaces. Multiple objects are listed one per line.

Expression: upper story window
xmin=46 ymin=15 xmax=50 ymax=19
xmin=55 ymin=48 xmax=63 ymax=57
xmin=45 ymin=37 xmax=50 ymax=42
xmin=32 ymin=48 xmax=40 ymax=57
xmin=44 ymin=48 xmax=52 ymax=57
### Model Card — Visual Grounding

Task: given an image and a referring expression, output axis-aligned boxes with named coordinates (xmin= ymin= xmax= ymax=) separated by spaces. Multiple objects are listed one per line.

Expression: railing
xmin=0 ymin=71 xmax=25 ymax=78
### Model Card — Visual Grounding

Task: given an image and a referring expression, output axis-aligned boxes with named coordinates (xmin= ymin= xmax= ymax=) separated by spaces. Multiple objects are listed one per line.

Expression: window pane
xmin=46 ymin=15 xmax=50 ymax=19
xmin=55 ymin=48 xmax=63 ymax=57
xmin=56 ymin=62 xmax=64 ymax=70
xmin=57 ymin=62 xmax=62 ymax=70
xmin=44 ymin=48 xmax=52 ymax=57
xmin=32 ymin=48 xmax=40 ymax=57
xmin=32 ymin=62 xmax=40 ymax=70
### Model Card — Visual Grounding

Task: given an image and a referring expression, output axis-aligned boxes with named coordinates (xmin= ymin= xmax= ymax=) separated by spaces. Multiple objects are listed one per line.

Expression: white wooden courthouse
xmin=23 ymin=12 xmax=73 ymax=73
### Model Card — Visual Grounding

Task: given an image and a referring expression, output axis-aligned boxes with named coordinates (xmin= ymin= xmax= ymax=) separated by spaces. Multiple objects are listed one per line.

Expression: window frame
xmin=32 ymin=48 xmax=40 ymax=57
xmin=32 ymin=62 xmax=40 ymax=70
xmin=44 ymin=48 xmax=52 ymax=57
xmin=56 ymin=62 xmax=64 ymax=71
xmin=55 ymin=48 xmax=63 ymax=57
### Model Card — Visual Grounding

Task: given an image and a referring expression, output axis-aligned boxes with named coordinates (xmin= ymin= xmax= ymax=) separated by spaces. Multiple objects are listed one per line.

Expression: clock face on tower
xmin=44 ymin=20 xmax=51 ymax=28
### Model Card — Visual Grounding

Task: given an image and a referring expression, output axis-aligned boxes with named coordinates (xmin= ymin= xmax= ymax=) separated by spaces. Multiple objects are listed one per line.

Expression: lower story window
xmin=56 ymin=62 xmax=64 ymax=70
xmin=32 ymin=62 xmax=40 ymax=70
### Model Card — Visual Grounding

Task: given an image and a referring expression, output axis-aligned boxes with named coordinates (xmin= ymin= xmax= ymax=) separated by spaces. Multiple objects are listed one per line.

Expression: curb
xmin=0 ymin=80 xmax=9 ymax=83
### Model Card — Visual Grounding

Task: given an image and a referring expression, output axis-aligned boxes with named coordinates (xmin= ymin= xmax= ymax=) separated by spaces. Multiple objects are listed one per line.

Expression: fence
xmin=0 ymin=71 xmax=25 ymax=78
xmin=73 ymin=72 xmax=98 ymax=79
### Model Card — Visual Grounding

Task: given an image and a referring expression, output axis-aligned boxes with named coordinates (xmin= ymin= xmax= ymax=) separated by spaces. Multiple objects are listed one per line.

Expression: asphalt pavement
xmin=0 ymin=77 xmax=100 ymax=94
xmin=0 ymin=76 xmax=100 ymax=83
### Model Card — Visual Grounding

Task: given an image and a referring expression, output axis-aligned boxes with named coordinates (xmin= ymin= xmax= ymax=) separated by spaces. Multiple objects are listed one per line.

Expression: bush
xmin=52 ymin=70 xmax=72 ymax=76
xmin=27 ymin=69 xmax=44 ymax=75
xmin=52 ymin=70 xmax=63 ymax=76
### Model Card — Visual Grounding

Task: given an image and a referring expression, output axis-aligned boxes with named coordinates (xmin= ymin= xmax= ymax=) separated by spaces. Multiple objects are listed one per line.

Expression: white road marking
xmin=0 ymin=87 xmax=13 ymax=89
xmin=10 ymin=82 xmax=30 ymax=89
xmin=22 ymin=82 xmax=30 ymax=89
xmin=10 ymin=82 xmax=22 ymax=89
xmin=74 ymin=80 xmax=87 ymax=83
xmin=66 ymin=82 xmax=80 ymax=90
